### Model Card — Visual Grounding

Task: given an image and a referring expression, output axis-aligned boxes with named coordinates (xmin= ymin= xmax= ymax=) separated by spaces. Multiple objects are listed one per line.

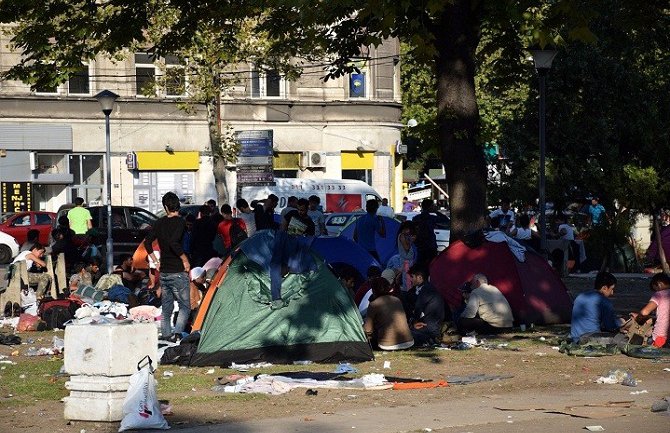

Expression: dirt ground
xmin=1 ymin=274 xmax=667 ymax=433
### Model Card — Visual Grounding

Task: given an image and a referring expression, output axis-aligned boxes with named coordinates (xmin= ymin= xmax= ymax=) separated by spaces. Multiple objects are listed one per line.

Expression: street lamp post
xmin=94 ymin=90 xmax=119 ymax=274
xmin=530 ymin=48 xmax=557 ymax=258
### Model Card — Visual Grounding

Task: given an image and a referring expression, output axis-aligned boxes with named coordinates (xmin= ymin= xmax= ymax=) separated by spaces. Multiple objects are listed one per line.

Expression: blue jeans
xmin=159 ymin=272 xmax=190 ymax=337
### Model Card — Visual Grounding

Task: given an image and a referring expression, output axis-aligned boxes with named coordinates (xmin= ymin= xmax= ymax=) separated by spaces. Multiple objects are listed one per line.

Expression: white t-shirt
xmin=512 ymin=227 xmax=532 ymax=240
xmin=489 ymin=208 xmax=515 ymax=228
xmin=558 ymin=223 xmax=575 ymax=240
xmin=377 ymin=205 xmax=395 ymax=218
xmin=238 ymin=211 xmax=257 ymax=236
xmin=12 ymin=250 xmax=34 ymax=270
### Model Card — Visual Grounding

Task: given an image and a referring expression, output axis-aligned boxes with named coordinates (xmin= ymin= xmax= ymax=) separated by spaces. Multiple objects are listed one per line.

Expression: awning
xmin=135 ymin=151 xmax=200 ymax=170
xmin=341 ymin=151 xmax=374 ymax=170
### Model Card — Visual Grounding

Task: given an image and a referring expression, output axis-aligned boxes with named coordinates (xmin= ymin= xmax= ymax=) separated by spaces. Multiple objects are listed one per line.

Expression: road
xmin=176 ymin=379 xmax=669 ymax=433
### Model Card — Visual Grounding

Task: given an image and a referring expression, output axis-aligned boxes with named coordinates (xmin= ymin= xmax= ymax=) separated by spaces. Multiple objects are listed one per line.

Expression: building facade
xmin=0 ymin=33 xmax=403 ymax=215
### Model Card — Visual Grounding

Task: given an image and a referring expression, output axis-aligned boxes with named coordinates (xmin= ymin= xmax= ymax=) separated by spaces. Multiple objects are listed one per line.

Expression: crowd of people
xmin=5 ymin=191 xmax=668 ymax=352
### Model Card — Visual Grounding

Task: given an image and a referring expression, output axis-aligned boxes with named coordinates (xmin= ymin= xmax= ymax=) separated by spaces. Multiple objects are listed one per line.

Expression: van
xmin=239 ymin=179 xmax=381 ymax=213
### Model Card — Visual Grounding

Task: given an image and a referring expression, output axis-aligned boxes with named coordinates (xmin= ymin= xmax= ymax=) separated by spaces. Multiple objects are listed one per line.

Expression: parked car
xmin=0 ymin=231 xmax=20 ymax=264
xmin=54 ymin=205 xmax=158 ymax=265
xmin=0 ymin=211 xmax=56 ymax=246
xmin=324 ymin=211 xmax=366 ymax=236
xmin=155 ymin=204 xmax=201 ymax=219
xmin=395 ymin=211 xmax=451 ymax=251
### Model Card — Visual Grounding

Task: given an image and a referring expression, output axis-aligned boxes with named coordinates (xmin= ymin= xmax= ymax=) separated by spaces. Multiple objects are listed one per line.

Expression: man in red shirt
xmin=217 ymin=204 xmax=247 ymax=256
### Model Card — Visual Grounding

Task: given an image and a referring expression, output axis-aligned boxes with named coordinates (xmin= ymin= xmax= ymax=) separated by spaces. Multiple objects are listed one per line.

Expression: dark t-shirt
xmin=254 ymin=205 xmax=277 ymax=230
xmin=283 ymin=210 xmax=316 ymax=236
xmin=144 ymin=215 xmax=186 ymax=273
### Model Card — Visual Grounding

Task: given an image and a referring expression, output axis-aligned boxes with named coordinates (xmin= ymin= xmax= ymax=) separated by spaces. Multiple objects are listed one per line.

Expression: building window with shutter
xmin=349 ymin=71 xmax=367 ymax=98
xmin=135 ymin=52 xmax=156 ymax=96
xmin=250 ymin=66 xmax=285 ymax=98
xmin=68 ymin=65 xmax=90 ymax=95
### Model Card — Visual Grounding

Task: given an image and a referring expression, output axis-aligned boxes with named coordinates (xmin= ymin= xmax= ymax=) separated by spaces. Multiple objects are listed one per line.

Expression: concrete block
xmin=63 ymin=391 xmax=126 ymax=421
xmin=66 ymin=375 xmax=130 ymax=392
xmin=64 ymin=323 xmax=158 ymax=376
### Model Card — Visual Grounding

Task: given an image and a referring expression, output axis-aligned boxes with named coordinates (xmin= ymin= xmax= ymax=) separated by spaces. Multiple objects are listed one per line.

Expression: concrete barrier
xmin=63 ymin=322 xmax=158 ymax=422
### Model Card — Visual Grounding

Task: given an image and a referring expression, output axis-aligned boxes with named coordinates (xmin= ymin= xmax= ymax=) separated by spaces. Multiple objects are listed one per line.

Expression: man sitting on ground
xmin=458 ymin=274 xmax=513 ymax=334
xmin=407 ymin=265 xmax=445 ymax=346
xmin=364 ymin=277 xmax=414 ymax=351
xmin=570 ymin=271 xmax=624 ymax=344
xmin=114 ymin=253 xmax=146 ymax=291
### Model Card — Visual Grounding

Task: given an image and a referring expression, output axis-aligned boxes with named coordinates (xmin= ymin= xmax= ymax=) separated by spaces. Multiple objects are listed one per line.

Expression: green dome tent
xmin=190 ymin=230 xmax=374 ymax=366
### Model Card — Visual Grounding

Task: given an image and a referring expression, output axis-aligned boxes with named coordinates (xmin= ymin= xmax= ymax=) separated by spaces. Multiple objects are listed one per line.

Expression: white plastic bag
xmin=119 ymin=356 xmax=169 ymax=432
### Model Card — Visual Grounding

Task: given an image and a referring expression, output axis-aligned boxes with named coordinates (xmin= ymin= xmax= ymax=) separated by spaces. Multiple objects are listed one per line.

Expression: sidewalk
xmin=178 ymin=379 xmax=669 ymax=433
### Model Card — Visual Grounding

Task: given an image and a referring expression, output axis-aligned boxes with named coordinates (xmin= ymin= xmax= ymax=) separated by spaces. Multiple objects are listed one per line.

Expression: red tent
xmin=430 ymin=238 xmax=573 ymax=325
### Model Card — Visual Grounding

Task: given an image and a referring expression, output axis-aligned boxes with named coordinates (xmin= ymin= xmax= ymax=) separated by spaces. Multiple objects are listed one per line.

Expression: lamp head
xmin=406 ymin=118 xmax=418 ymax=128
xmin=94 ymin=89 xmax=119 ymax=115
xmin=529 ymin=47 xmax=558 ymax=73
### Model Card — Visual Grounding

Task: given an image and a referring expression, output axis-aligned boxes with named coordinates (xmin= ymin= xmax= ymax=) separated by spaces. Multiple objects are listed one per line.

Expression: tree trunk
xmin=653 ymin=212 xmax=670 ymax=274
xmin=206 ymin=100 xmax=230 ymax=204
xmin=435 ymin=1 xmax=486 ymax=241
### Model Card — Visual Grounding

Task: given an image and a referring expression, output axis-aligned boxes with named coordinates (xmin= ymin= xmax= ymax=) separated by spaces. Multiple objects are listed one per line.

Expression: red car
xmin=0 ymin=211 xmax=56 ymax=246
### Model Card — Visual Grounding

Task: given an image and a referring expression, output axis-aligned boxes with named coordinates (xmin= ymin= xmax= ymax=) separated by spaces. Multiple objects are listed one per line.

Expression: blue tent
xmin=309 ymin=236 xmax=381 ymax=283
xmin=339 ymin=216 xmax=400 ymax=266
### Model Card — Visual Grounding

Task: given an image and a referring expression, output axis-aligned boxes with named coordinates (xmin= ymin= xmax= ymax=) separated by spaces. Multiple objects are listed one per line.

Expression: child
xmin=69 ymin=262 xmax=93 ymax=292
xmin=632 ymin=273 xmax=670 ymax=347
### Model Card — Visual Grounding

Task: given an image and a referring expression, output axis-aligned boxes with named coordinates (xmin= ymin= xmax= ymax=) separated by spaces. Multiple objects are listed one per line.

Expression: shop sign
xmin=1 ymin=181 xmax=31 ymax=213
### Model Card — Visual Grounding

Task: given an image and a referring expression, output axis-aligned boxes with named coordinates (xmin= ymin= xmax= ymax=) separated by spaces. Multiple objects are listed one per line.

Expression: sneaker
xmin=3 ymin=301 xmax=11 ymax=318
xmin=12 ymin=302 xmax=21 ymax=318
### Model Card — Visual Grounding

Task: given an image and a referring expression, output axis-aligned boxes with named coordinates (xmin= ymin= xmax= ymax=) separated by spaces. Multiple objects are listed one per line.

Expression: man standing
xmin=281 ymin=198 xmax=316 ymax=236
xmin=217 ymin=204 xmax=248 ymax=255
xmin=67 ymin=197 xmax=92 ymax=235
xmin=144 ymin=192 xmax=190 ymax=342
xmin=402 ymin=197 xmax=415 ymax=212
xmin=458 ymin=274 xmax=513 ymax=334
xmin=407 ymin=265 xmax=445 ymax=346
xmin=307 ymin=195 xmax=327 ymax=235
xmin=571 ymin=271 xmax=623 ymax=343
xmin=235 ymin=198 xmax=257 ymax=237
xmin=412 ymin=199 xmax=439 ymax=269
xmin=280 ymin=196 xmax=298 ymax=220
xmin=190 ymin=204 xmax=218 ymax=267
xmin=354 ymin=199 xmax=386 ymax=261
xmin=377 ymin=198 xmax=395 ymax=218
xmin=254 ymin=194 xmax=279 ymax=230
xmin=588 ymin=197 xmax=607 ymax=226
xmin=489 ymin=198 xmax=515 ymax=231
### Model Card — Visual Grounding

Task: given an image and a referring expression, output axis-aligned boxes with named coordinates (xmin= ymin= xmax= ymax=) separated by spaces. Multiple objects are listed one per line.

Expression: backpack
xmin=38 ymin=299 xmax=82 ymax=330
xmin=229 ymin=218 xmax=248 ymax=248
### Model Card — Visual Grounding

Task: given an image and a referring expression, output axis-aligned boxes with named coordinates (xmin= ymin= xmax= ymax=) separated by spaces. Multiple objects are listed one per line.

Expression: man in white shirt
xmin=377 ymin=198 xmax=395 ymax=218
xmin=307 ymin=195 xmax=327 ymax=235
xmin=489 ymin=198 xmax=515 ymax=231
xmin=235 ymin=198 xmax=257 ymax=237
xmin=280 ymin=196 xmax=298 ymax=220
xmin=458 ymin=273 xmax=513 ymax=334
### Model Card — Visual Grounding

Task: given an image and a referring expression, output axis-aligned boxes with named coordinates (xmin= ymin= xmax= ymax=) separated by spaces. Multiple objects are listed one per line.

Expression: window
xmin=129 ymin=208 xmax=157 ymax=229
xmin=35 ymin=213 xmax=53 ymax=226
xmin=164 ymin=55 xmax=185 ymax=97
xmin=349 ymin=71 xmax=367 ymax=98
xmin=135 ymin=52 xmax=156 ymax=96
xmin=68 ymin=65 xmax=90 ymax=95
xmin=250 ymin=67 xmax=284 ymax=98
xmin=342 ymin=169 xmax=372 ymax=185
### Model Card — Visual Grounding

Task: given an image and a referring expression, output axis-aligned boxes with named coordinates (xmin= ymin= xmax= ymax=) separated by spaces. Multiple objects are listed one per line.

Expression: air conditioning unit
xmin=302 ymin=151 xmax=327 ymax=168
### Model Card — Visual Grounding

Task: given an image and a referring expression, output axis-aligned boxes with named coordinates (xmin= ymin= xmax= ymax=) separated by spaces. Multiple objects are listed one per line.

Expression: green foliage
xmin=491 ymin=0 xmax=670 ymax=212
